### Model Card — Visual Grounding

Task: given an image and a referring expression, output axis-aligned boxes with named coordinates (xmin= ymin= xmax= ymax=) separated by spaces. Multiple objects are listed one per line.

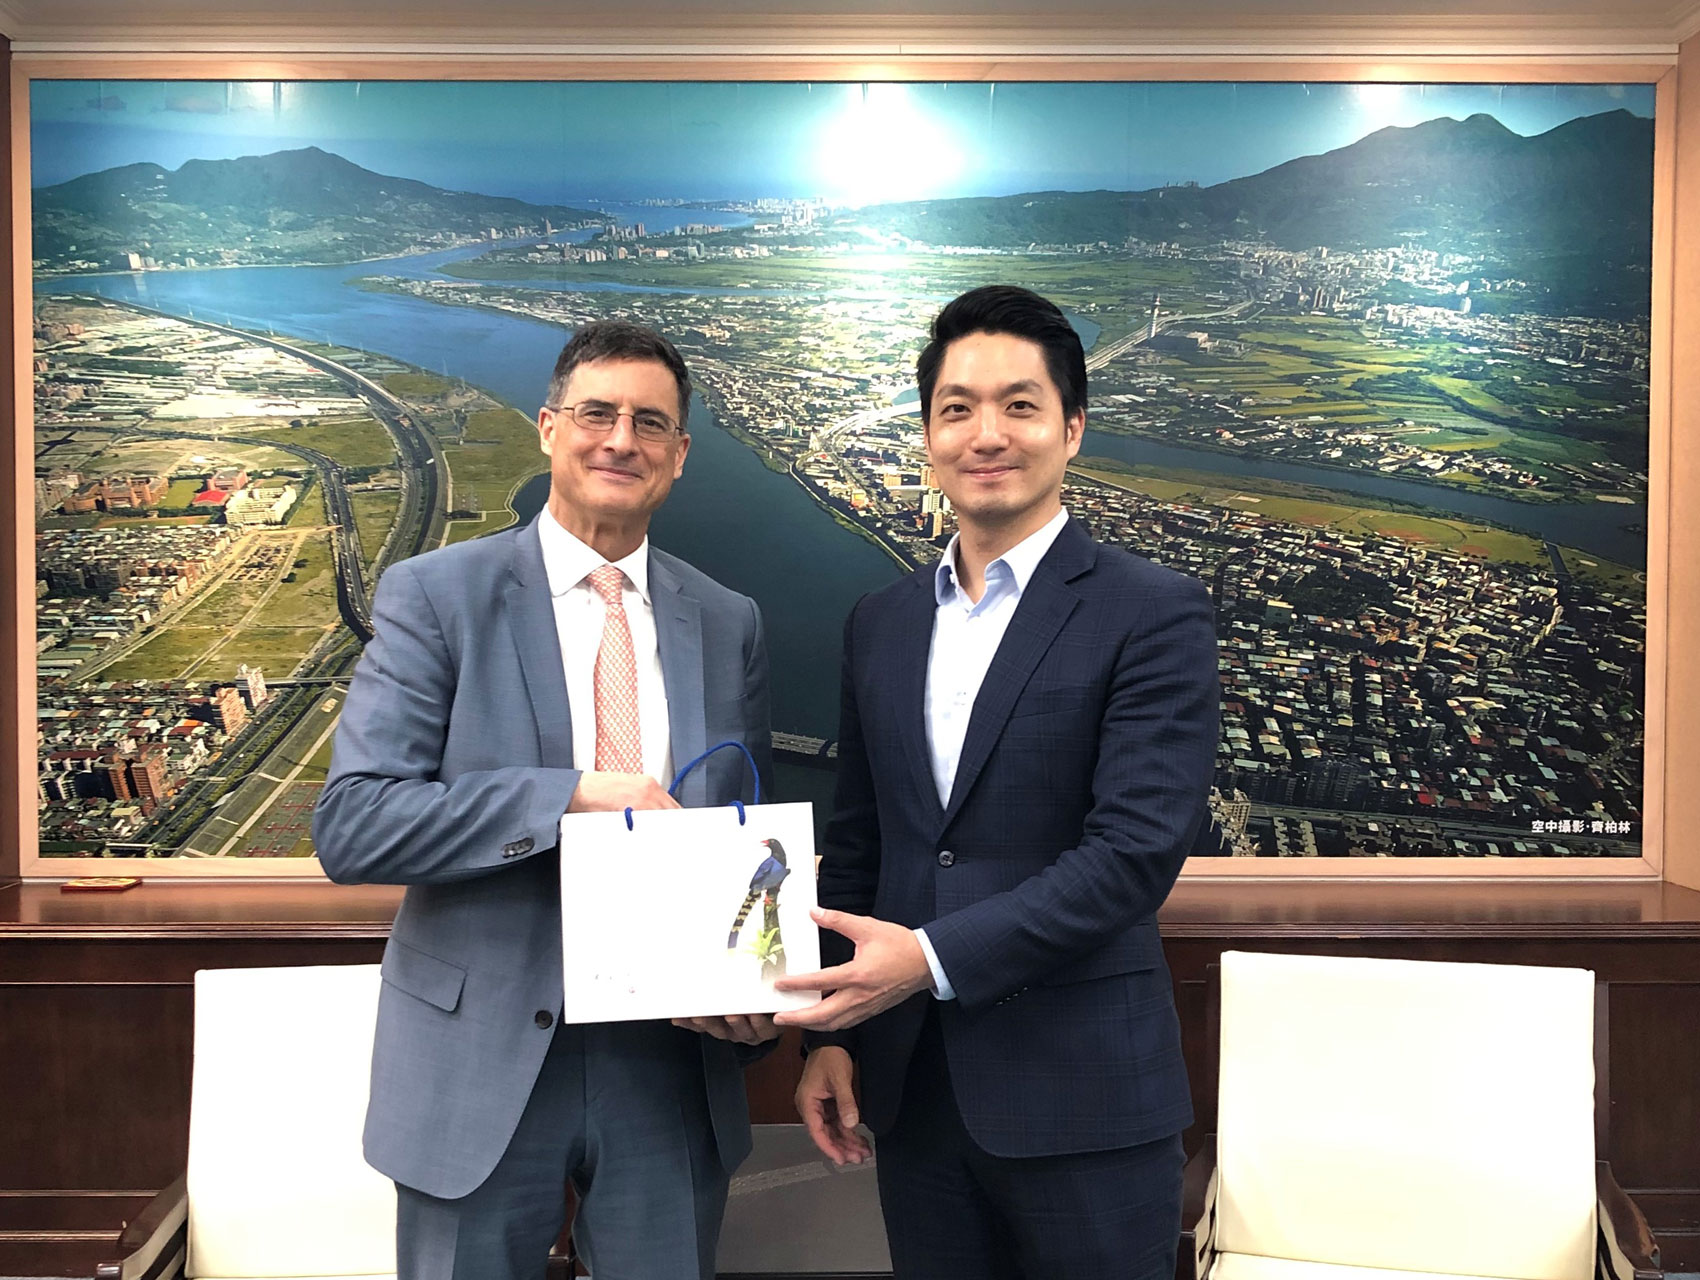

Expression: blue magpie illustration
xmin=726 ymin=837 xmax=790 ymax=950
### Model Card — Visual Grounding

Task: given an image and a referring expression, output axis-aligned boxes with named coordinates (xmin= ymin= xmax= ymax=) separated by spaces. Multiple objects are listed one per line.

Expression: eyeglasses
xmin=550 ymin=401 xmax=681 ymax=443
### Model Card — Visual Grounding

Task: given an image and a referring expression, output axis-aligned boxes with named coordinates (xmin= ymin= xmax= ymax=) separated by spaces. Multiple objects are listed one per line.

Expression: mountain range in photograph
xmin=35 ymin=110 xmax=1656 ymax=319
xmin=30 ymin=85 xmax=1655 ymax=862
xmin=34 ymin=144 xmax=605 ymax=268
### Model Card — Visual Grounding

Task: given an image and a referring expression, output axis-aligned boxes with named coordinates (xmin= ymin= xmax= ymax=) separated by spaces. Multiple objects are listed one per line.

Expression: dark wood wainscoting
xmin=1146 ymin=881 xmax=1700 ymax=1277
xmin=0 ymin=882 xmax=400 ymax=1277
xmin=4 ymin=878 xmax=1698 ymax=1277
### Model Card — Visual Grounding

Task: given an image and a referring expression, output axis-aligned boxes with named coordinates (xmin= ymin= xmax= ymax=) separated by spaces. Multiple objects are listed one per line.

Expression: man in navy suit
xmin=775 ymin=286 xmax=1219 ymax=1280
xmin=314 ymin=321 xmax=776 ymax=1280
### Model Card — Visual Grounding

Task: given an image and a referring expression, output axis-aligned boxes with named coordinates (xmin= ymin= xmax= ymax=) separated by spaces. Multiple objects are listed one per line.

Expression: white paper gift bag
xmin=558 ymin=742 xmax=820 ymax=1024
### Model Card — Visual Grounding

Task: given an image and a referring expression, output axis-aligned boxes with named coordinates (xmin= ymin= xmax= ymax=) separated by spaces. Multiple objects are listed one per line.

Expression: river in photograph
xmin=1076 ymin=431 xmax=1647 ymax=569
xmin=41 ymin=232 xmax=902 ymax=740
xmin=39 ymin=234 xmax=1646 ymax=739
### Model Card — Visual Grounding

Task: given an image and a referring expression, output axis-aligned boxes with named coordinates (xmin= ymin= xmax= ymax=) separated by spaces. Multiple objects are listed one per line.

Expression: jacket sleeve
xmin=921 ymin=576 xmax=1219 ymax=1012
xmin=312 ymin=557 xmax=581 ymax=885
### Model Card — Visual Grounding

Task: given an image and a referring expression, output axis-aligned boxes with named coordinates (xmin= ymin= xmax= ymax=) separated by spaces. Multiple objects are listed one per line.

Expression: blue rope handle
xmin=670 ymin=740 xmax=762 ymax=805
xmin=623 ymin=740 xmax=761 ymax=831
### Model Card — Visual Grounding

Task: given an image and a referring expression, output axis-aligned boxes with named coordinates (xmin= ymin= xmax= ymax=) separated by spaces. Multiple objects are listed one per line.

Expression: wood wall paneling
xmin=4 ymin=54 xmax=1680 ymax=80
xmin=1603 ymin=980 xmax=1700 ymax=1266
xmin=0 ymin=883 xmax=398 ymax=1277
xmin=2 ymin=883 xmax=1698 ymax=1276
xmin=4 ymin=27 xmax=1699 ymax=1279
xmin=1 ymin=33 xmax=17 ymax=889
xmin=1 ymin=51 xmax=1684 ymax=880
xmin=1667 ymin=39 xmax=1700 ymax=892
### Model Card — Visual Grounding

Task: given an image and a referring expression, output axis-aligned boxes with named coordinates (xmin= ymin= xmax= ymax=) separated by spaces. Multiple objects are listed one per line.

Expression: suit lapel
xmin=893 ymin=570 xmax=945 ymax=827
xmin=941 ymin=520 xmax=1094 ymax=829
xmin=505 ymin=519 xmax=575 ymax=769
xmin=650 ymin=551 xmax=707 ymax=806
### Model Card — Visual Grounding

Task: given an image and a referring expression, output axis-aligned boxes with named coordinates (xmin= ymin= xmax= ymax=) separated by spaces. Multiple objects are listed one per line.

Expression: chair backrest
xmin=185 ymin=964 xmax=395 ymax=1278
xmin=1216 ymin=950 xmax=1597 ymax=1280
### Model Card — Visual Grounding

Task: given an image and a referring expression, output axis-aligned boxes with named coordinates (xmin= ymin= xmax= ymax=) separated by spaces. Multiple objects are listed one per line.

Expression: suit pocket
xmin=1006 ymin=690 xmax=1090 ymax=721
xmin=381 ymin=938 xmax=467 ymax=1013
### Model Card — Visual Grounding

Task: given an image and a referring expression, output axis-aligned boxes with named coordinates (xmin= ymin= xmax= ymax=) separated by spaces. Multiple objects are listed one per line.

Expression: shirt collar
xmin=538 ymin=507 xmax=651 ymax=603
xmin=934 ymin=507 xmax=1070 ymax=609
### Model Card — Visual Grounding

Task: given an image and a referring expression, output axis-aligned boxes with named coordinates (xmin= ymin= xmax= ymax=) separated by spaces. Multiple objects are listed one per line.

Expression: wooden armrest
xmin=95 ymin=1174 xmax=188 ymax=1280
xmin=1177 ymin=1136 xmax=1220 ymax=1280
xmin=1597 ymin=1161 xmax=1660 ymax=1280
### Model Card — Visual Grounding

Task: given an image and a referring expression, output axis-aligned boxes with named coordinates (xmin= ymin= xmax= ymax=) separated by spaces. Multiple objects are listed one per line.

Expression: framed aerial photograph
xmin=20 ymin=76 xmax=1660 ymax=874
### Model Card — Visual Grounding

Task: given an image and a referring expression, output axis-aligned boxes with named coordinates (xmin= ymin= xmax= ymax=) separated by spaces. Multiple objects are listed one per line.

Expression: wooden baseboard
xmin=3 ymin=881 xmax=1698 ymax=1278
xmin=1624 ymin=1189 xmax=1700 ymax=1271
xmin=0 ymin=1190 xmax=151 ymax=1232
xmin=0 ymin=1228 xmax=122 ymax=1277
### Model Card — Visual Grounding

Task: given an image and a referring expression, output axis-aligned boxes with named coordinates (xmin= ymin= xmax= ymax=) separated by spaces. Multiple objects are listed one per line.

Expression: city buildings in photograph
xmin=30 ymin=80 xmax=1653 ymax=862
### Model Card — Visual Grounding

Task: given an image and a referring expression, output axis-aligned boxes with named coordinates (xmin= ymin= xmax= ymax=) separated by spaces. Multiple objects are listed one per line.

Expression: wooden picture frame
xmin=8 ymin=56 xmax=1677 ymax=880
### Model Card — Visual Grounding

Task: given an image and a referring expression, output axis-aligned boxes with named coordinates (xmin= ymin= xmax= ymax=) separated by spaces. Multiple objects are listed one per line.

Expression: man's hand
xmin=671 ymin=1013 xmax=779 ymax=1045
xmin=794 ymin=1045 xmax=871 ymax=1165
xmin=567 ymin=771 xmax=679 ymax=814
xmin=771 ymin=908 xmax=933 ymax=1032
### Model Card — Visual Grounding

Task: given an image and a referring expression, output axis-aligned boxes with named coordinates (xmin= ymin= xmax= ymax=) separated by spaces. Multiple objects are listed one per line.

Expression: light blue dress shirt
xmin=915 ymin=508 xmax=1070 ymax=1000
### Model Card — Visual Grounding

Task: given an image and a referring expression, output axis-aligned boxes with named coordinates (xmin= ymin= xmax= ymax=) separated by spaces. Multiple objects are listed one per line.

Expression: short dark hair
xmin=915 ymin=285 xmax=1087 ymax=425
xmin=545 ymin=320 xmax=692 ymax=425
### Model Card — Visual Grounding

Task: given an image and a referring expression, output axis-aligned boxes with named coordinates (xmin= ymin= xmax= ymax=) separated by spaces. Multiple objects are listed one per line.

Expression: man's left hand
xmin=771 ymin=908 xmax=934 ymax=1032
xmin=672 ymin=1013 xmax=780 ymax=1044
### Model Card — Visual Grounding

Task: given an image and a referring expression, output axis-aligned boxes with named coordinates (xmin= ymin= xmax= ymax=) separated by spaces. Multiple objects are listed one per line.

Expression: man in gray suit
xmin=313 ymin=320 xmax=776 ymax=1280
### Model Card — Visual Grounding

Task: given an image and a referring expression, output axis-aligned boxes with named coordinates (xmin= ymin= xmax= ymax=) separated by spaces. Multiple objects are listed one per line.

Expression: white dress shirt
xmin=537 ymin=508 xmax=673 ymax=787
xmin=916 ymin=507 xmax=1070 ymax=1000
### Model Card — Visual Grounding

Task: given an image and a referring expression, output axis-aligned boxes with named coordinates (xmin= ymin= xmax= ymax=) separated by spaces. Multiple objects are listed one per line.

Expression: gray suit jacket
xmin=312 ymin=517 xmax=773 ymax=1199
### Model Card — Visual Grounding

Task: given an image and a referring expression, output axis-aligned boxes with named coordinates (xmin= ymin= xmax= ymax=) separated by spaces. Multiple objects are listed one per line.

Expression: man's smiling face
xmin=539 ymin=356 xmax=691 ymax=546
xmin=924 ymin=330 xmax=1082 ymax=534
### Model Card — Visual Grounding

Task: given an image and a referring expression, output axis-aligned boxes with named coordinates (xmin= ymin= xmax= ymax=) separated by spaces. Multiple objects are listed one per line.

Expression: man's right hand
xmin=567 ymin=771 xmax=680 ymax=814
xmin=795 ymin=1045 xmax=871 ymax=1165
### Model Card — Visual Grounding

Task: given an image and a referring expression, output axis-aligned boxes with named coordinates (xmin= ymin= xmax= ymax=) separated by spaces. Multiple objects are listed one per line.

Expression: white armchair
xmin=97 ymin=964 xmax=397 ymax=1280
xmin=1180 ymin=951 xmax=1660 ymax=1280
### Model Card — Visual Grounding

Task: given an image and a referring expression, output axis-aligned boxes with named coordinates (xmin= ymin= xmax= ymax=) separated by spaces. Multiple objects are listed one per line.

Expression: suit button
xmin=937 ymin=850 xmax=956 ymax=867
xmin=534 ymin=1010 xmax=554 ymax=1029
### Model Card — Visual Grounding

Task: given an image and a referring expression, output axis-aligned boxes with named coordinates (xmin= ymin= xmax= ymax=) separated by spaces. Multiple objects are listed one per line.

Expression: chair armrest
xmin=1177 ymin=1136 xmax=1220 ymax=1280
xmin=95 ymin=1174 xmax=188 ymax=1280
xmin=1597 ymin=1161 xmax=1661 ymax=1280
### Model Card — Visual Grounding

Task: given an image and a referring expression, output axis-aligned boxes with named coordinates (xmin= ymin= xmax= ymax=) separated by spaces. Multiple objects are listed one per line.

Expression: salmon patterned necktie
xmin=587 ymin=565 xmax=642 ymax=773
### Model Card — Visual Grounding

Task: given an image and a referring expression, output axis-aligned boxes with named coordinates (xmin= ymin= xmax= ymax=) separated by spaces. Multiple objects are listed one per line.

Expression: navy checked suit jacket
xmin=312 ymin=517 xmax=772 ymax=1199
xmin=816 ymin=516 xmax=1218 ymax=1158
